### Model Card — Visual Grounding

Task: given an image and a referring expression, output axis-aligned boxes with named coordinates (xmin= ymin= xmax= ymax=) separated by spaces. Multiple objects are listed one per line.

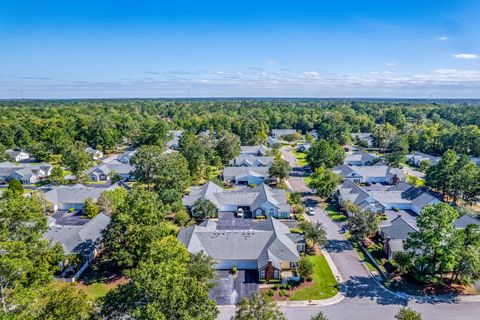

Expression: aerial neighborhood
xmin=2 ymin=101 xmax=480 ymax=320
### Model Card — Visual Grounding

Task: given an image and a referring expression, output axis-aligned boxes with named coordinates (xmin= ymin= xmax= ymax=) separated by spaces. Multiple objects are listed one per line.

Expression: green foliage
xmin=101 ymin=236 xmax=218 ymax=320
xmin=84 ymin=197 xmax=100 ymax=219
xmin=192 ymin=198 xmax=218 ymax=221
xmin=306 ymin=139 xmax=345 ymax=170
xmin=101 ymin=188 xmax=171 ymax=270
xmin=234 ymin=292 xmax=286 ymax=320
xmin=189 ymin=251 xmax=218 ymax=290
xmin=394 ymin=307 xmax=423 ymax=320
xmin=308 ymin=166 xmax=342 ymax=198
xmin=268 ymin=155 xmax=291 ymax=181
xmin=310 ymin=311 xmax=329 ymax=320
xmin=404 ymin=203 xmax=459 ymax=282
xmin=97 ymin=187 xmax=128 ymax=215
xmin=299 ymin=221 xmax=327 ymax=248
xmin=174 ymin=209 xmax=191 ymax=226
xmin=216 ymin=130 xmax=241 ymax=163
xmin=346 ymin=205 xmax=379 ymax=242
xmin=62 ymin=141 xmax=92 ymax=177
xmin=48 ymin=165 xmax=66 ymax=185
xmin=7 ymin=179 xmax=24 ymax=195
xmin=298 ymin=257 xmax=314 ymax=281
xmin=451 ymin=224 xmax=480 ymax=284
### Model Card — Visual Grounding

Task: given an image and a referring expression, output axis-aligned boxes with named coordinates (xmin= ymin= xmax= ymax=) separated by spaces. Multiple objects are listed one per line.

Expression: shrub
xmin=255 ymin=215 xmax=266 ymax=220
xmin=69 ymin=207 xmax=75 ymax=212
xmin=273 ymin=284 xmax=279 ymax=290
xmin=289 ymin=228 xmax=302 ymax=234
xmin=393 ymin=207 xmax=399 ymax=212
xmin=231 ymin=266 xmax=237 ymax=275
xmin=267 ymin=289 xmax=275 ymax=297
xmin=174 ymin=210 xmax=190 ymax=226
xmin=286 ymin=284 xmax=292 ymax=290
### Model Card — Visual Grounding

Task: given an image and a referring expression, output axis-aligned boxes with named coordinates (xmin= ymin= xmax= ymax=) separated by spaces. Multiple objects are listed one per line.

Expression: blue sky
xmin=0 ymin=0 xmax=479 ymax=98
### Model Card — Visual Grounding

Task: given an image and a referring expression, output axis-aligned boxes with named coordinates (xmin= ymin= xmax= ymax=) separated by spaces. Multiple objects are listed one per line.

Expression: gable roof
xmin=334 ymin=165 xmax=405 ymax=180
xmin=178 ymin=217 xmax=300 ymax=269
xmin=88 ymin=163 xmax=134 ymax=175
xmin=454 ymin=214 xmax=480 ymax=229
xmin=44 ymin=183 xmax=120 ymax=204
xmin=240 ymin=145 xmax=271 ymax=156
xmin=344 ymin=151 xmax=377 ymax=165
xmin=380 ymin=216 xmax=418 ymax=240
xmin=230 ymin=156 xmax=274 ymax=167
xmin=43 ymin=213 xmax=111 ymax=255
xmin=223 ymin=166 xmax=270 ymax=180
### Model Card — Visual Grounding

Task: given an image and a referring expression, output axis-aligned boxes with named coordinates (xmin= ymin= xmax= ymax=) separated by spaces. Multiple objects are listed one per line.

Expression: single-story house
xmin=308 ymin=130 xmax=319 ymax=140
xmin=351 ymin=133 xmax=373 ymax=147
xmin=380 ymin=215 xmax=418 ymax=259
xmin=5 ymin=149 xmax=30 ymax=162
xmin=177 ymin=217 xmax=304 ymax=280
xmin=87 ymin=163 xmax=134 ymax=182
xmin=406 ymin=152 xmax=441 ymax=167
xmin=297 ymin=143 xmax=311 ymax=152
xmin=222 ymin=166 xmax=272 ymax=185
xmin=454 ymin=214 xmax=480 ymax=229
xmin=116 ymin=149 xmax=138 ymax=164
xmin=270 ymin=129 xmax=297 ymax=139
xmin=43 ymin=183 xmax=121 ymax=212
xmin=240 ymin=145 xmax=271 ymax=157
xmin=229 ymin=156 xmax=274 ymax=167
xmin=183 ymin=182 xmax=291 ymax=218
xmin=336 ymin=180 xmax=440 ymax=215
xmin=333 ymin=164 xmax=405 ymax=184
xmin=85 ymin=147 xmax=103 ymax=160
xmin=0 ymin=161 xmax=53 ymax=184
xmin=344 ymin=151 xmax=377 ymax=166
xmin=166 ymin=130 xmax=184 ymax=150
xmin=267 ymin=136 xmax=280 ymax=146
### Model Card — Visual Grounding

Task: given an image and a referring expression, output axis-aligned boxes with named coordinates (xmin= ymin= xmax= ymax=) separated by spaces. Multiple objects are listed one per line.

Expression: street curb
xmin=276 ymin=291 xmax=345 ymax=307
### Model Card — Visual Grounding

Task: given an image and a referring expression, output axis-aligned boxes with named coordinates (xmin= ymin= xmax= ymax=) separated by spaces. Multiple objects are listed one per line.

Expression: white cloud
xmin=453 ymin=53 xmax=478 ymax=59
xmin=385 ymin=62 xmax=397 ymax=66
xmin=267 ymin=59 xmax=279 ymax=65
xmin=438 ymin=36 xmax=449 ymax=41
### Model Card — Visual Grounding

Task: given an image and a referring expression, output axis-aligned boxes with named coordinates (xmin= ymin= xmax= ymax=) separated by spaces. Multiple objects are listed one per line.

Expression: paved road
xmin=217 ymin=147 xmax=480 ymax=320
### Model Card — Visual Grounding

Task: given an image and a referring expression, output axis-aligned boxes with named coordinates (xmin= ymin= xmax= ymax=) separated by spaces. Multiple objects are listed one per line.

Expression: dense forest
xmin=2 ymin=99 xmax=480 ymax=160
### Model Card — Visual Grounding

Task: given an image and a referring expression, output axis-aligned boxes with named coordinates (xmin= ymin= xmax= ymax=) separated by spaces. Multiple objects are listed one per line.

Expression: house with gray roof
xmin=270 ymin=129 xmax=297 ymax=139
xmin=229 ymin=156 xmax=274 ymax=167
xmin=183 ymin=182 xmax=291 ymax=218
xmin=5 ymin=149 xmax=30 ymax=162
xmin=44 ymin=183 xmax=121 ymax=212
xmin=336 ymin=180 xmax=440 ymax=215
xmin=406 ymin=152 xmax=441 ymax=167
xmin=344 ymin=151 xmax=377 ymax=166
xmin=166 ymin=130 xmax=184 ymax=150
xmin=351 ymin=133 xmax=373 ymax=147
xmin=0 ymin=161 xmax=53 ymax=184
xmin=223 ymin=166 xmax=272 ymax=185
xmin=297 ymin=143 xmax=311 ymax=152
xmin=333 ymin=164 xmax=405 ymax=184
xmin=380 ymin=215 xmax=418 ymax=258
xmin=116 ymin=148 xmax=138 ymax=164
xmin=177 ymin=217 xmax=304 ymax=280
xmin=85 ymin=147 xmax=103 ymax=160
xmin=87 ymin=163 xmax=134 ymax=182
xmin=240 ymin=145 xmax=271 ymax=157
xmin=454 ymin=214 xmax=480 ymax=229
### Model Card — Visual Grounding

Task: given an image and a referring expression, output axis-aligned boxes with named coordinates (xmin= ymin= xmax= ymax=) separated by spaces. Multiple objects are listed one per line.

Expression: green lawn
xmin=79 ymin=282 xmax=113 ymax=299
xmin=351 ymin=243 xmax=378 ymax=272
xmin=406 ymin=175 xmax=425 ymax=187
xmin=303 ymin=175 xmax=312 ymax=187
xmin=323 ymin=203 xmax=348 ymax=222
xmin=289 ymin=254 xmax=338 ymax=301
xmin=292 ymin=150 xmax=308 ymax=167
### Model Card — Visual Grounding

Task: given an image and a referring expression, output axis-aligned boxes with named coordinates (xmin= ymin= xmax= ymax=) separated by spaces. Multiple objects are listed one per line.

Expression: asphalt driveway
xmin=210 ymin=270 xmax=259 ymax=305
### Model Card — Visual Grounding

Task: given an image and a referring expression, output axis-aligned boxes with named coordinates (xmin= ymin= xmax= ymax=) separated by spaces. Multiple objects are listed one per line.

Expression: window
xmin=290 ymin=262 xmax=297 ymax=269
xmin=274 ymin=270 xmax=279 ymax=278
xmin=260 ymin=270 xmax=265 ymax=278
xmin=269 ymin=208 xmax=275 ymax=216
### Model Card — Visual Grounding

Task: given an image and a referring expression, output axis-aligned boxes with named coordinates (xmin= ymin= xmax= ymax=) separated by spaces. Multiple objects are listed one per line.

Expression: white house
xmin=229 ymin=156 xmax=274 ymax=167
xmin=85 ymin=147 xmax=103 ymax=160
xmin=5 ymin=149 xmax=30 ymax=162
xmin=406 ymin=152 xmax=440 ymax=167
xmin=222 ymin=167 xmax=271 ymax=185
xmin=87 ymin=163 xmax=134 ymax=182
xmin=333 ymin=165 xmax=405 ymax=184
xmin=344 ymin=151 xmax=377 ymax=166
xmin=0 ymin=161 xmax=52 ymax=184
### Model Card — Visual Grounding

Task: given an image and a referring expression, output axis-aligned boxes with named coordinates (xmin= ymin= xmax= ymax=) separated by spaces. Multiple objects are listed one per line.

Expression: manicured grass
xmin=303 ymin=175 xmax=312 ymax=187
xmin=351 ymin=243 xmax=378 ymax=272
xmin=289 ymin=254 xmax=338 ymax=301
xmin=323 ymin=203 xmax=348 ymax=222
xmin=406 ymin=175 xmax=425 ymax=187
xmin=292 ymin=150 xmax=308 ymax=167
xmin=79 ymin=282 xmax=113 ymax=299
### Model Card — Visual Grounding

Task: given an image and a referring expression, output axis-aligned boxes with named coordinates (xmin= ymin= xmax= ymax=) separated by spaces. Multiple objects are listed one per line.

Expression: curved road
xmin=217 ymin=147 xmax=480 ymax=320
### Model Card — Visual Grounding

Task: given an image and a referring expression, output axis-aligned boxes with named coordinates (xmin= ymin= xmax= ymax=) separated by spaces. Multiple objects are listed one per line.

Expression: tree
xmin=174 ymin=209 xmax=191 ymax=227
xmin=48 ymin=165 xmax=66 ymax=185
xmin=346 ymin=206 xmax=379 ymax=242
xmin=131 ymin=145 xmax=164 ymax=190
xmin=425 ymin=150 xmax=457 ymax=200
xmin=7 ymin=178 xmax=24 ymax=195
xmin=297 ymin=257 xmax=314 ymax=281
xmin=306 ymin=139 xmax=345 ymax=170
xmin=102 ymin=237 xmax=218 ymax=320
xmin=84 ymin=197 xmax=99 ymax=218
xmin=138 ymin=120 xmax=168 ymax=146
xmin=392 ymin=251 xmax=413 ymax=275
xmin=299 ymin=221 xmax=327 ymax=248
xmin=394 ymin=307 xmax=422 ymax=320
xmin=62 ymin=141 xmax=91 ymax=177
xmin=153 ymin=152 xmax=191 ymax=204
xmin=216 ymin=131 xmax=241 ymax=163
xmin=101 ymin=188 xmax=173 ymax=270
xmin=451 ymin=224 xmax=480 ymax=284
xmin=308 ymin=166 xmax=342 ymax=198
xmin=192 ymin=198 xmax=218 ymax=221
xmin=188 ymin=251 xmax=218 ymax=290
xmin=404 ymin=203 xmax=459 ymax=281
xmin=310 ymin=311 xmax=328 ymax=320
xmin=97 ymin=187 xmax=128 ymax=216
xmin=233 ymin=292 xmax=286 ymax=320
xmin=268 ymin=156 xmax=291 ymax=182
xmin=9 ymin=282 xmax=95 ymax=320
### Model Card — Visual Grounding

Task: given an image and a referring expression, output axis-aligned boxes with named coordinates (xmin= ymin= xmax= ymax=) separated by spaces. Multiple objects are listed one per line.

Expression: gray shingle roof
xmin=43 ymin=213 xmax=111 ymax=255
xmin=344 ymin=151 xmax=377 ymax=165
xmin=178 ymin=217 xmax=300 ymax=269
xmin=454 ymin=214 xmax=480 ymax=229
xmin=240 ymin=145 xmax=271 ymax=156
xmin=44 ymin=183 xmax=120 ymax=205
xmin=380 ymin=216 xmax=418 ymax=240
xmin=230 ymin=156 xmax=274 ymax=167
xmin=223 ymin=166 xmax=270 ymax=180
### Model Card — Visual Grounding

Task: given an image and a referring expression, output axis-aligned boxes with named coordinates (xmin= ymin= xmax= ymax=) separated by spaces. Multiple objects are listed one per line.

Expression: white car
xmin=236 ymin=208 xmax=244 ymax=218
xmin=307 ymin=207 xmax=316 ymax=215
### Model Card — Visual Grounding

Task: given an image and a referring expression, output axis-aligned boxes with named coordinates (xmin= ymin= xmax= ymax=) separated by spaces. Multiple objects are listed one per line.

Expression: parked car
xmin=236 ymin=208 xmax=244 ymax=218
xmin=307 ymin=207 xmax=315 ymax=215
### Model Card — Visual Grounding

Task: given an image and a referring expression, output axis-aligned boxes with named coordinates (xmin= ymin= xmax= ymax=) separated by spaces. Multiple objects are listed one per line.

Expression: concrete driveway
xmin=210 ymin=270 xmax=259 ymax=305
